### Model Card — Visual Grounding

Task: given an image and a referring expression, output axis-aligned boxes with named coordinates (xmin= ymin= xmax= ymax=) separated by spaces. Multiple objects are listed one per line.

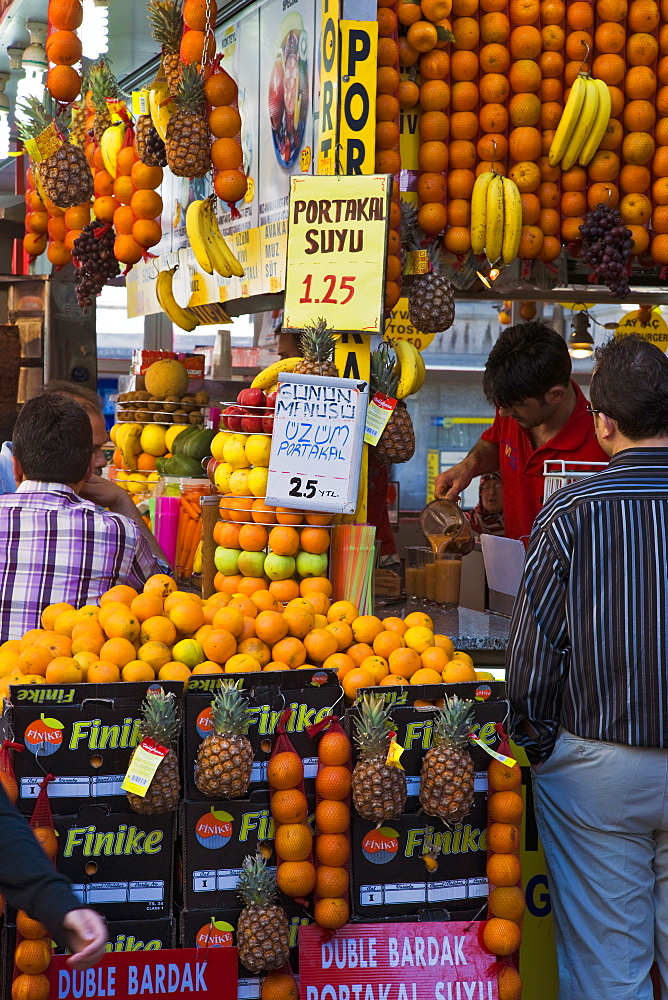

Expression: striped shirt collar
xmin=608 ymin=447 xmax=668 ymax=467
xmin=11 ymin=481 xmax=100 ymax=510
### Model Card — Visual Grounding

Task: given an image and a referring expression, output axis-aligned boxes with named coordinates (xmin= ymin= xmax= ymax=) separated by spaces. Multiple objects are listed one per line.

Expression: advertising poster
xmin=216 ymin=10 xmax=260 ymax=237
xmin=258 ymin=0 xmax=317 ymax=229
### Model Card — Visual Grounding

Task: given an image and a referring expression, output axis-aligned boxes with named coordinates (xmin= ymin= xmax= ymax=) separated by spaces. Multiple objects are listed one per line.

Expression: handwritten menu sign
xmin=283 ymin=174 xmax=391 ymax=334
xmin=265 ymin=372 xmax=369 ymax=514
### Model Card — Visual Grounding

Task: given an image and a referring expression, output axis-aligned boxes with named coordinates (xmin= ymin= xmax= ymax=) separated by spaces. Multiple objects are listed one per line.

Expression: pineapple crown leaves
xmin=210 ymin=679 xmax=251 ymax=737
xmin=370 ymin=341 xmax=399 ymax=397
xmin=173 ymin=64 xmax=207 ymax=112
xmin=237 ymin=854 xmax=279 ymax=907
xmin=148 ymin=0 xmax=185 ymax=52
xmin=299 ymin=317 xmax=335 ymax=363
xmin=433 ymin=695 xmax=476 ymax=749
xmin=139 ymin=687 xmax=180 ymax=746
xmin=88 ymin=58 xmax=123 ymax=110
xmin=17 ymin=94 xmax=70 ymax=141
xmin=353 ymin=692 xmax=396 ymax=760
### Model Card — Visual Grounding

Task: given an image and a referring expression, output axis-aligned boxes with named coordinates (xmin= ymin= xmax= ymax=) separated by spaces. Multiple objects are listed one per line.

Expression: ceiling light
xmin=0 ymin=73 xmax=10 ymax=160
xmin=568 ymin=312 xmax=595 ymax=359
xmin=80 ymin=0 xmax=109 ymax=60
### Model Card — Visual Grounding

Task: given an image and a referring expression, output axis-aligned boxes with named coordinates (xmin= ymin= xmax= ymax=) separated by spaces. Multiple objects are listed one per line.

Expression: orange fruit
xmin=224 ymin=653 xmax=261 ymax=673
xmin=488 ymin=822 xmax=521 ymax=853
xmin=479 ymin=42 xmax=511 ymax=72
xmin=275 ymin=822 xmax=313 ymax=861
xmin=488 ymin=790 xmax=525 ymax=824
xmin=509 ymin=161 xmax=541 ymax=193
xmin=276 ymin=860 xmax=316 ymax=897
xmin=315 ymin=865 xmax=349 ymax=898
xmin=510 ymin=24 xmax=542 ymax=57
xmin=41 ymin=602 xmax=74 ymax=630
xmin=509 ymin=126 xmax=542 ymax=160
xmin=593 ymin=53 xmax=627 ymax=84
xmin=315 ymin=833 xmax=350 ymax=866
xmin=359 ymin=655 xmax=390 ymax=683
xmin=16 ymin=911 xmax=48 ymax=940
xmin=488 ymin=759 xmax=522 ymax=790
xmin=520 ymin=193 xmax=540 ymax=224
xmin=201 ymin=629 xmax=237 ymax=664
xmin=588 ymin=150 xmax=620 ymax=181
xmin=489 ymin=885 xmax=526 ymax=921
xmin=498 ymin=965 xmax=523 ymax=1000
xmin=315 ymin=765 xmax=352 ymax=800
xmin=316 ymin=799 xmax=350 ymax=834
xmin=318 ymin=729 xmax=352 ymax=766
xmin=443 ymin=659 xmax=477 ymax=681
xmin=261 ymin=974 xmax=298 ymax=1000
xmin=144 ymin=574 xmax=177 ymax=598
xmin=388 ymin=647 xmax=422 ymax=679
xmin=628 ymin=0 xmax=660 ymax=30
xmin=419 ymin=49 xmax=451 ymax=80
xmin=12 ymin=975 xmax=50 ymax=1000
xmin=625 ymin=65 xmax=657 ymax=98
xmin=346 ymin=642 xmax=373 ymax=667
xmin=450 ymin=50 xmax=479 ymax=80
xmin=342 ymin=668 xmax=375 ymax=701
xmin=86 ymin=660 xmax=122 ymax=683
xmin=487 ymin=852 xmax=522 ymax=887
xmin=268 ymin=751 xmax=303 ymax=790
xmin=15 ymin=939 xmax=52 ymax=976
xmin=122 ymin=661 xmax=156 ymax=682
xmin=272 ymin=637 xmax=307 ymax=668
xmin=139 ymin=615 xmax=177 ymax=645
xmin=483 ymin=917 xmax=522 ymax=957
xmin=565 ymin=29 xmax=593 ymax=59
xmin=211 ymin=606 xmax=244 ymax=637
xmin=253 ymin=610 xmax=287 ymax=646
xmin=271 ymin=788 xmax=308 ymax=824
xmin=479 ymin=73 xmax=510 ymax=104
xmin=99 ymin=637 xmax=136 ymax=667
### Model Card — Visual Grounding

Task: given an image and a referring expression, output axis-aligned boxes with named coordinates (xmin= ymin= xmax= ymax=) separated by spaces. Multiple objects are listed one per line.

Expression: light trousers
xmin=533 ymin=730 xmax=668 ymax=1000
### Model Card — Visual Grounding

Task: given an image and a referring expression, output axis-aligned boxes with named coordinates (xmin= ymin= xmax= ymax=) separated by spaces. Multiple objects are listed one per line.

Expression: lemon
xmin=211 ymin=431 xmax=228 ymax=463
xmin=229 ymin=468 xmax=250 ymax=496
xmin=245 ymin=435 xmax=271 ymax=466
xmin=127 ymin=472 xmax=148 ymax=495
xmin=165 ymin=424 xmax=189 ymax=453
xmin=248 ymin=466 xmax=269 ymax=497
xmin=147 ymin=471 xmax=160 ymax=485
xmin=140 ymin=425 xmax=167 ymax=457
xmin=223 ymin=437 xmax=251 ymax=469
xmin=214 ymin=462 xmax=234 ymax=492
xmin=115 ymin=470 xmax=130 ymax=489
xmin=404 ymin=625 xmax=435 ymax=655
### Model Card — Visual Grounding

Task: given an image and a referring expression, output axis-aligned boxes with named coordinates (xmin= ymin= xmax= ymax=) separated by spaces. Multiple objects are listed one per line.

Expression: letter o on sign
xmin=343 ymin=83 xmax=369 ymax=132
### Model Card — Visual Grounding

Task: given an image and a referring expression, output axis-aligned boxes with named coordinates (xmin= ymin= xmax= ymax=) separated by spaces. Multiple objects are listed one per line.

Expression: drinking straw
xmin=331 ymin=524 xmax=376 ymax=612
xmin=154 ymin=496 xmax=181 ymax=568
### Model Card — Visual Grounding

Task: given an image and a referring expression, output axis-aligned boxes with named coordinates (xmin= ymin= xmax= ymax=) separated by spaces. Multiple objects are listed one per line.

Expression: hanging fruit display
xmin=148 ymin=0 xmax=186 ymax=97
xmin=313 ymin=720 xmax=352 ymax=931
xmin=23 ymin=167 xmax=48 ymax=260
xmin=206 ymin=67 xmax=248 ymax=213
xmin=18 ymin=97 xmax=94 ymax=211
xmin=181 ymin=0 xmax=216 ymax=66
xmin=376 ymin=0 xmax=403 ymax=309
xmin=46 ymin=0 xmax=83 ymax=105
xmin=165 ymin=65 xmax=212 ymax=178
xmin=72 ymin=219 xmax=121 ymax=308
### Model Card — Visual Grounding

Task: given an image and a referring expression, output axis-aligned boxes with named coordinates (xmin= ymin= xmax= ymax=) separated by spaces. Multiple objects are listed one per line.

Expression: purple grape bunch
xmin=578 ymin=204 xmax=634 ymax=298
xmin=72 ymin=220 xmax=120 ymax=310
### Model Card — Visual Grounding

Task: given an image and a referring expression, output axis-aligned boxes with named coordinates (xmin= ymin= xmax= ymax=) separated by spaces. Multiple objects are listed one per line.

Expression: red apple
xmin=237 ymin=387 xmax=266 ymax=408
xmin=265 ymin=391 xmax=278 ymax=409
xmin=241 ymin=413 xmax=264 ymax=433
xmin=207 ymin=457 xmax=220 ymax=483
xmin=222 ymin=405 xmax=244 ymax=431
xmin=262 ymin=412 xmax=274 ymax=433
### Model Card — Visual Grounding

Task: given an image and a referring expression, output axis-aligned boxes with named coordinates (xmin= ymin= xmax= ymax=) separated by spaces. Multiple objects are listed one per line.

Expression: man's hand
xmin=434 ymin=461 xmax=476 ymax=500
xmin=63 ymin=909 xmax=108 ymax=970
xmin=79 ymin=476 xmax=134 ymax=514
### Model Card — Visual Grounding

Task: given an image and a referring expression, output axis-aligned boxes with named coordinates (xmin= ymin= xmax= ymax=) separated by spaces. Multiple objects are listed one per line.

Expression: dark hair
xmin=590 ymin=334 xmax=668 ymax=438
xmin=13 ymin=394 xmax=93 ymax=484
xmin=482 ymin=321 xmax=572 ymax=408
xmin=39 ymin=380 xmax=103 ymax=415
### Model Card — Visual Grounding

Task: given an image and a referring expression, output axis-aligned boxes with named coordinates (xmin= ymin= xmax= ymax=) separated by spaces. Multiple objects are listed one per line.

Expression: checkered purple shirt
xmin=0 ymin=481 xmax=162 ymax=640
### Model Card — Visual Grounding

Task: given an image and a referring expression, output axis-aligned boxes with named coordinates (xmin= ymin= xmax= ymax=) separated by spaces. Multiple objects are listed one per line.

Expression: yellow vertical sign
xmin=334 ymin=333 xmax=370 ymax=524
xmin=339 ymin=20 xmax=378 ymax=175
xmin=318 ymin=0 xmax=339 ymax=175
xmin=426 ymin=450 xmax=439 ymax=503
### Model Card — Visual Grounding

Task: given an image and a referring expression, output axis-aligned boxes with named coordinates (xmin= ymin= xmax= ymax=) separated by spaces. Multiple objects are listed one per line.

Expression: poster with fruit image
xmin=214 ymin=10 xmax=260 ymax=236
xmin=259 ymin=0 xmax=317 ymax=228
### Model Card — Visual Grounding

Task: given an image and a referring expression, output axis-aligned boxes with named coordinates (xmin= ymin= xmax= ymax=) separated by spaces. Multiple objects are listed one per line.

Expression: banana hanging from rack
xmin=203 ymin=197 xmax=245 ymax=278
xmin=251 ymin=356 xmax=303 ymax=390
xmin=155 ymin=267 xmax=198 ymax=332
xmin=501 ymin=176 xmax=522 ymax=265
xmin=485 ymin=173 xmax=505 ymax=265
xmin=578 ymin=78 xmax=612 ymax=165
xmin=100 ymin=119 xmax=126 ymax=179
xmin=561 ymin=76 xmax=600 ymax=170
xmin=185 ymin=199 xmax=214 ymax=275
xmin=549 ymin=73 xmax=588 ymax=166
xmin=471 ymin=171 xmax=494 ymax=255
xmin=390 ymin=338 xmax=422 ymax=399
xmin=149 ymin=84 xmax=174 ymax=142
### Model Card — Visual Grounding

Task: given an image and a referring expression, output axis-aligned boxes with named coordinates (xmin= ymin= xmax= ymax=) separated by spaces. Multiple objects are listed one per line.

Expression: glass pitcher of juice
xmin=419 ymin=498 xmax=475 ymax=557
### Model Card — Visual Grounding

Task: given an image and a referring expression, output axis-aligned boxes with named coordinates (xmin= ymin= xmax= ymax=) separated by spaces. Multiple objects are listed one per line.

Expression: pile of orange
xmin=377 ymin=0 xmax=403 ymax=310
xmin=206 ymin=69 xmax=248 ymax=208
xmin=483 ymin=756 xmax=525 ymax=1000
xmin=46 ymin=0 xmax=83 ymax=104
xmin=313 ymin=726 xmax=353 ymax=930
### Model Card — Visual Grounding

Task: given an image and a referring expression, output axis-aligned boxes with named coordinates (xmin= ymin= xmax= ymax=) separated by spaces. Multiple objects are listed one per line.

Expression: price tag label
xmin=265 ymin=372 xmax=369 ymax=515
xmin=24 ymin=123 xmax=63 ymax=163
xmin=121 ymin=738 xmax=169 ymax=797
xmin=132 ymin=90 xmax=151 ymax=116
xmin=364 ymin=392 xmax=396 ymax=446
xmin=283 ymin=174 xmax=391 ymax=334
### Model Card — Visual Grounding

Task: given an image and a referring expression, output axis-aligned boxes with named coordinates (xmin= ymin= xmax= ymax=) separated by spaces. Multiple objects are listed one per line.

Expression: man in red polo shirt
xmin=434 ymin=321 xmax=607 ymax=541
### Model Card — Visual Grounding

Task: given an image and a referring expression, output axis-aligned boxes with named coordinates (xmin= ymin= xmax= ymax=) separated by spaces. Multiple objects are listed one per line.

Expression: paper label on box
xmin=24 ymin=123 xmax=63 ymax=163
xmin=122 ymin=738 xmax=168 ymax=796
xmin=132 ymin=90 xmax=151 ymax=116
xmin=364 ymin=392 xmax=396 ymax=446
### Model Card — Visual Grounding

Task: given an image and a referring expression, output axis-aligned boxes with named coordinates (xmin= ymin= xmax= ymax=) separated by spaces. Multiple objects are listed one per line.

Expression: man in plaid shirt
xmin=0 ymin=394 xmax=166 ymax=640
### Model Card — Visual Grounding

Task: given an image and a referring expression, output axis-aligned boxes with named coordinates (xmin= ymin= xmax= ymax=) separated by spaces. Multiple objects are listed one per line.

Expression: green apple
xmin=172 ymin=639 xmax=205 ymax=668
xmin=214 ymin=546 xmax=242 ymax=575
xmin=237 ymin=550 xmax=267 ymax=577
xmin=296 ymin=551 xmax=328 ymax=578
xmin=264 ymin=552 xmax=296 ymax=581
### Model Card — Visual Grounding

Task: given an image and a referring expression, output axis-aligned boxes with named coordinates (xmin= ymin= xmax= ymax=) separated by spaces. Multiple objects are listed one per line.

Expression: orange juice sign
xmin=283 ymin=174 xmax=391 ymax=334
xmin=50 ymin=948 xmax=237 ymax=1000
xmin=299 ymin=923 xmax=498 ymax=1000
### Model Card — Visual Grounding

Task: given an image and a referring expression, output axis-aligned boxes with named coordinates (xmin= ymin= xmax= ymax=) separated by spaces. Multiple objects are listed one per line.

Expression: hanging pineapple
xmin=18 ymin=97 xmax=94 ymax=210
xmin=148 ymin=0 xmax=185 ymax=97
xmin=402 ymin=203 xmax=455 ymax=335
xmin=419 ymin=696 xmax=475 ymax=826
xmin=370 ymin=342 xmax=416 ymax=465
xmin=165 ymin=65 xmax=212 ymax=178
xmin=351 ymin=693 xmax=407 ymax=822
xmin=294 ymin=318 xmax=339 ymax=377
xmin=236 ymin=855 xmax=291 ymax=974
xmin=88 ymin=59 xmax=123 ymax=143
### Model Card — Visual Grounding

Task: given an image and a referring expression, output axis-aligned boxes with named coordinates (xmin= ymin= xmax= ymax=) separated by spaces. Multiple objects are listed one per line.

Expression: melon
xmin=144 ymin=359 xmax=189 ymax=398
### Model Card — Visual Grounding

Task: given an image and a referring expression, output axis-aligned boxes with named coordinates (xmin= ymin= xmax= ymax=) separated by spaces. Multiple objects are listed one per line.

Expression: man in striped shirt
xmin=507 ymin=333 xmax=668 ymax=999
xmin=0 ymin=394 xmax=165 ymax=641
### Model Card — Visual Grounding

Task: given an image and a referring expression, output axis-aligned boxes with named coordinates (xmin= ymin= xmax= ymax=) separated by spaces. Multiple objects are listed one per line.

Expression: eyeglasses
xmin=587 ymin=405 xmax=615 ymax=420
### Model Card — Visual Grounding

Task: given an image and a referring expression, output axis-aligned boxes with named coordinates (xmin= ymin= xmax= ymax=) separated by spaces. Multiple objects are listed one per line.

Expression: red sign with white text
xmin=299 ymin=923 xmax=498 ymax=1000
xmin=49 ymin=947 xmax=238 ymax=1000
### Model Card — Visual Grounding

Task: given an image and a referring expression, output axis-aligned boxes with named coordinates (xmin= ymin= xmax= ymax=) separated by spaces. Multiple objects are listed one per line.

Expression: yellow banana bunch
xmin=100 ymin=118 xmax=126 ymax=179
xmin=251 ymin=356 xmax=303 ymax=390
xmin=155 ymin=267 xmax=198 ymax=332
xmin=578 ymin=78 xmax=612 ymax=165
xmin=184 ymin=196 xmax=246 ymax=279
xmin=388 ymin=338 xmax=424 ymax=399
xmin=471 ymin=170 xmax=522 ymax=267
xmin=185 ymin=199 xmax=214 ymax=275
xmin=560 ymin=76 xmax=600 ymax=170
xmin=548 ymin=73 xmax=607 ymax=167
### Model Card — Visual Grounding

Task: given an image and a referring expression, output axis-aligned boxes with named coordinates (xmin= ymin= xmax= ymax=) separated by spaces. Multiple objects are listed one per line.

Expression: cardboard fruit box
xmin=7 ymin=682 xmax=183 ymax=815
xmin=183 ymin=669 xmax=342 ymax=800
xmin=178 ymin=789 xmax=316 ymax=911
xmin=53 ymin=804 xmax=175 ymax=920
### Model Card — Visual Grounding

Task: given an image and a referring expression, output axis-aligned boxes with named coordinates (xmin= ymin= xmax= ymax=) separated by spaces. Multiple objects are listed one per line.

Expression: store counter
xmin=374 ymin=599 xmax=509 ymax=668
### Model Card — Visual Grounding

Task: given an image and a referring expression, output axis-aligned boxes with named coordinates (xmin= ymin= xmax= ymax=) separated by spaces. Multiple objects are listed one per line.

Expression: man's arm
xmin=79 ymin=477 xmax=168 ymax=564
xmin=0 ymin=787 xmax=107 ymax=967
xmin=506 ymin=518 xmax=571 ymax=765
xmin=434 ymin=438 xmax=499 ymax=500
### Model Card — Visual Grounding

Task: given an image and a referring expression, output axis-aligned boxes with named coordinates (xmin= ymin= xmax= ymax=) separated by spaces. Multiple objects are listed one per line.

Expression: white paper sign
xmin=265 ymin=372 xmax=369 ymax=514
